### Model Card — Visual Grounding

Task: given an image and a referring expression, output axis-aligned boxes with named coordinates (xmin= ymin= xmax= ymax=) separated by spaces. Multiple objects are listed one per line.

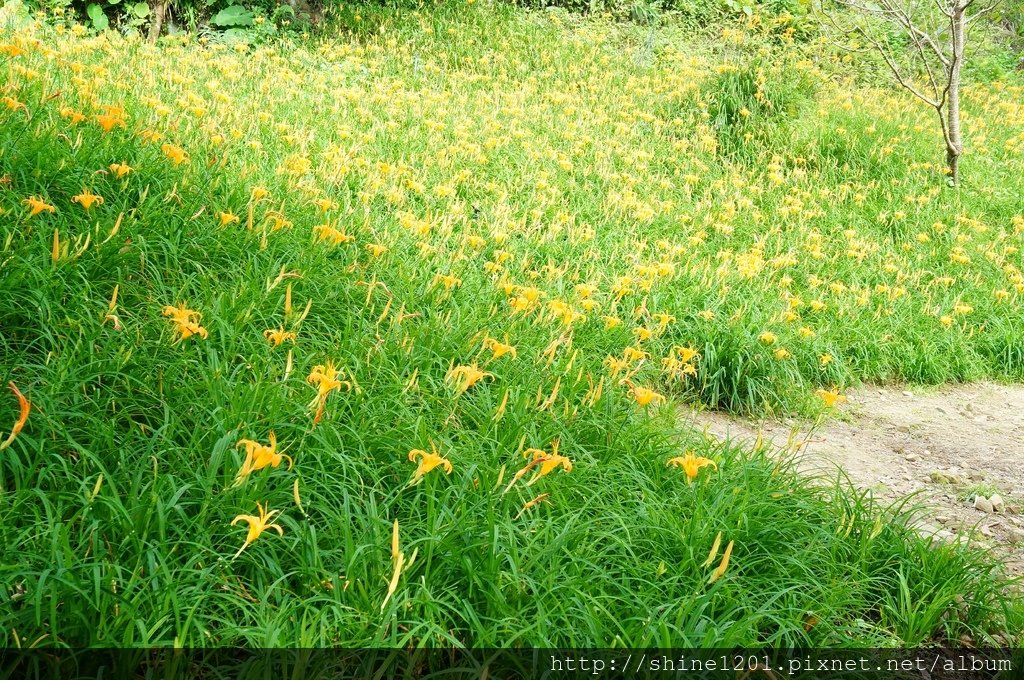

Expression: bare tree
xmin=817 ymin=0 xmax=1001 ymax=186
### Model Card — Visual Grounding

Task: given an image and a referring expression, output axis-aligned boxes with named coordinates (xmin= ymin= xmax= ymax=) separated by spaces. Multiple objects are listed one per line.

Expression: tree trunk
xmin=148 ymin=0 xmax=169 ymax=43
xmin=946 ymin=1 xmax=967 ymax=185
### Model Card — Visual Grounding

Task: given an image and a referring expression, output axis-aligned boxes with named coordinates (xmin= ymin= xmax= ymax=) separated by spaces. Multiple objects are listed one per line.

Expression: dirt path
xmin=683 ymin=383 xmax=1024 ymax=576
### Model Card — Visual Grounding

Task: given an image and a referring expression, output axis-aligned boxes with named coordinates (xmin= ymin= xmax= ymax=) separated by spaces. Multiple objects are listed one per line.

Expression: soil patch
xmin=683 ymin=383 xmax=1024 ymax=576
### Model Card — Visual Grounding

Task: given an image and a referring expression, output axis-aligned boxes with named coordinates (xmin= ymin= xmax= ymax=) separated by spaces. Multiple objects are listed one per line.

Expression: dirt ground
xmin=683 ymin=383 xmax=1024 ymax=576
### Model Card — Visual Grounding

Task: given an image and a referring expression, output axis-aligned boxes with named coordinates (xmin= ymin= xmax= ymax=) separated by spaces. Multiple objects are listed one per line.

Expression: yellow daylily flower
xmin=508 ymin=295 xmax=534 ymax=314
xmin=633 ymin=326 xmax=654 ymax=342
xmin=604 ymin=355 xmax=629 ymax=377
xmin=407 ymin=442 xmax=453 ymax=485
xmin=653 ymin=312 xmax=675 ymax=329
xmin=674 ymin=346 xmax=700 ymax=364
xmin=230 ymin=501 xmax=284 ymax=558
xmin=667 ymin=450 xmax=718 ymax=485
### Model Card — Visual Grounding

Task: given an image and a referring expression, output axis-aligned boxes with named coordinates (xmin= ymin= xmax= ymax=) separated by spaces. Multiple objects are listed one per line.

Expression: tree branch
xmin=854 ymin=25 xmax=942 ymax=107
xmin=966 ymin=0 xmax=1002 ymax=22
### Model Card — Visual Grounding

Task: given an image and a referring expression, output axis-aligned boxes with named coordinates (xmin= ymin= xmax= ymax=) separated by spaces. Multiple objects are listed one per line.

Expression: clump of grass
xmin=0 ymin=4 xmax=1022 ymax=648
xmin=702 ymin=53 xmax=817 ymax=158
xmin=958 ymin=482 xmax=1001 ymax=503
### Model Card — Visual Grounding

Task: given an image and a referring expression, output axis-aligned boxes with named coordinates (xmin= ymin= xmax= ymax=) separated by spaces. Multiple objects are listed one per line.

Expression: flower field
xmin=1 ymin=2 xmax=1022 ymax=647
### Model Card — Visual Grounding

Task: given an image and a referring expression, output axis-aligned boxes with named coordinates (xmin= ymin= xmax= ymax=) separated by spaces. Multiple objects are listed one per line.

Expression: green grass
xmin=0 ymin=2 xmax=1022 ymax=647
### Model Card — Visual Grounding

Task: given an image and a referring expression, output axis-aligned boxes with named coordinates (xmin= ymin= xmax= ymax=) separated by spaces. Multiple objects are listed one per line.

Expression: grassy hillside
xmin=0 ymin=3 xmax=1021 ymax=646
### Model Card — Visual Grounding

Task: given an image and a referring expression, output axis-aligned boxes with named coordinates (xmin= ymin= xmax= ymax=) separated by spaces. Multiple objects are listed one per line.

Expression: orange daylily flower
xmin=667 ymin=451 xmax=718 ymax=485
xmin=2 ymin=96 xmax=28 ymax=116
xmin=161 ymin=143 xmax=189 ymax=165
xmin=626 ymin=381 xmax=665 ymax=407
xmin=161 ymin=303 xmax=209 ymax=341
xmin=381 ymin=519 xmax=406 ymax=611
xmin=0 ymin=382 xmax=30 ymax=451
xmin=514 ymin=493 xmax=550 ymax=519
xmin=0 ymin=43 xmax=25 ymax=58
xmin=22 ymin=196 xmax=56 ymax=217
xmin=504 ymin=439 xmax=572 ymax=493
xmin=815 ymin=388 xmax=847 ymax=408
xmin=108 ymin=162 xmax=132 ymax=178
xmin=263 ymin=328 xmax=296 ymax=346
xmin=72 ymin=191 xmax=104 ymax=211
xmin=94 ymin=113 xmax=126 ymax=133
xmin=446 ymin=364 xmax=493 ymax=395
xmin=231 ymin=501 xmax=284 ymax=558
xmin=708 ymin=540 xmax=735 ymax=584
xmin=217 ymin=211 xmax=240 ymax=227
xmin=307 ymin=361 xmax=352 ymax=423
xmin=234 ymin=432 xmax=292 ymax=484
xmin=407 ymin=442 xmax=453 ymax=485
xmin=60 ymin=107 xmax=87 ymax=125
xmin=313 ymin=224 xmax=354 ymax=245
xmin=483 ymin=336 xmax=517 ymax=361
